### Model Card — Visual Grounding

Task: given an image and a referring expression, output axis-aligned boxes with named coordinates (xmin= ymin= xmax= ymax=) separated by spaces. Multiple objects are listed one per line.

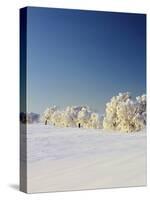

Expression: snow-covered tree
xmin=51 ymin=110 xmax=62 ymax=126
xmin=103 ymin=92 xmax=146 ymax=132
xmin=65 ymin=106 xmax=82 ymax=124
xmin=42 ymin=105 xmax=103 ymax=129
xmin=136 ymin=94 xmax=146 ymax=116
xmin=61 ymin=111 xmax=75 ymax=127
xmin=90 ymin=112 xmax=103 ymax=129
xmin=77 ymin=107 xmax=91 ymax=128
xmin=42 ymin=106 xmax=58 ymax=124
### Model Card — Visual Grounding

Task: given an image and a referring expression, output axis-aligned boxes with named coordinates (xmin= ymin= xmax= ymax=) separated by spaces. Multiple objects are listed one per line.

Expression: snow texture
xmin=25 ymin=124 xmax=146 ymax=193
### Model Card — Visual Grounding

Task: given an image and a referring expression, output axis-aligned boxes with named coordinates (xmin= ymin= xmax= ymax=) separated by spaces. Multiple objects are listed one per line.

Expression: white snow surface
xmin=25 ymin=124 xmax=146 ymax=193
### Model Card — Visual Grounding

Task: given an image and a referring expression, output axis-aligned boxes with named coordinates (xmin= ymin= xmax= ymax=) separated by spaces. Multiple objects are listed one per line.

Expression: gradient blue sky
xmin=26 ymin=7 xmax=146 ymax=114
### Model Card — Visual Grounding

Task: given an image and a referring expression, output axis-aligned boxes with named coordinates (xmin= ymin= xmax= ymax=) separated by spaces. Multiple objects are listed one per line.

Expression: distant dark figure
xmin=78 ymin=123 xmax=81 ymax=128
xmin=45 ymin=120 xmax=47 ymax=125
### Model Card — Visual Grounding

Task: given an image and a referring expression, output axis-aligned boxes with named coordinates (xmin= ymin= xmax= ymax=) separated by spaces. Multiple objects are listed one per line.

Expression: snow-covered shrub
xmin=116 ymin=99 xmax=140 ymax=132
xmin=136 ymin=94 xmax=146 ymax=116
xmin=103 ymin=93 xmax=146 ymax=132
xmin=90 ymin=112 xmax=103 ymax=129
xmin=103 ymin=92 xmax=131 ymax=130
xmin=51 ymin=110 xmax=62 ymax=126
xmin=65 ymin=106 xmax=83 ymax=124
xmin=42 ymin=106 xmax=58 ymax=124
xmin=61 ymin=111 xmax=75 ymax=127
xmin=42 ymin=105 xmax=103 ymax=129
xmin=77 ymin=107 xmax=91 ymax=128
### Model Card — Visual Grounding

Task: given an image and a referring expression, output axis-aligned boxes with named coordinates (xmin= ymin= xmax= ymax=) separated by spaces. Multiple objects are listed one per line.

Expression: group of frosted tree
xmin=42 ymin=92 xmax=146 ymax=132
xmin=42 ymin=105 xmax=103 ymax=129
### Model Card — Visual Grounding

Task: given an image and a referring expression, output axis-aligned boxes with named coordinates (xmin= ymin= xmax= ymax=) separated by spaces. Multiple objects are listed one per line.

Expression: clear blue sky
xmin=26 ymin=7 xmax=146 ymax=114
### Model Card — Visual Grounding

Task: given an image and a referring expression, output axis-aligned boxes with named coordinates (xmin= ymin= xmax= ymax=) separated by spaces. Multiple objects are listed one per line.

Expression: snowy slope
xmin=26 ymin=124 xmax=146 ymax=193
